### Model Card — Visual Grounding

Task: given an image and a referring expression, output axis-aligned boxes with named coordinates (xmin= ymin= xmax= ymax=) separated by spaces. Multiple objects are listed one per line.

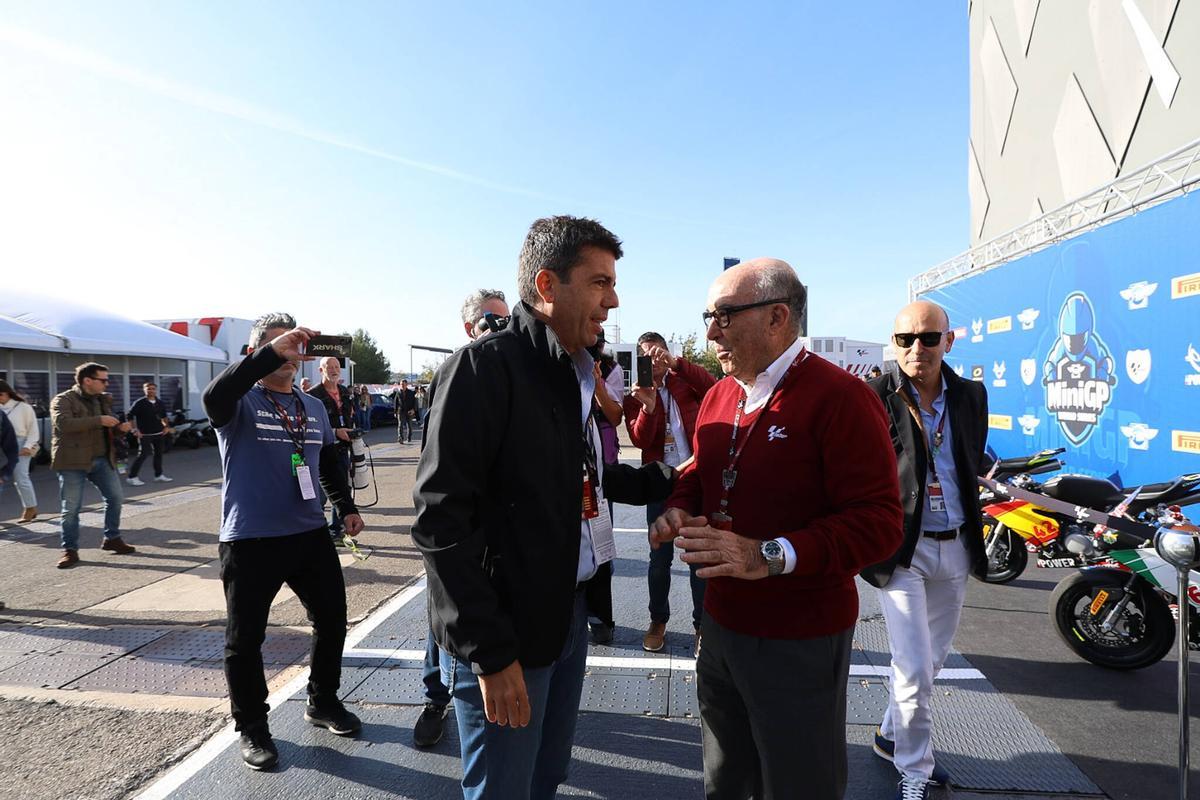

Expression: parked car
xmin=368 ymin=392 xmax=397 ymax=427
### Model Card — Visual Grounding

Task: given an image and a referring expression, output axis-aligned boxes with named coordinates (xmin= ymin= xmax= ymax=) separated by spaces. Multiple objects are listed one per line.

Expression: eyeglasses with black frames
xmin=701 ymin=297 xmax=791 ymax=330
xmin=892 ymin=331 xmax=948 ymax=348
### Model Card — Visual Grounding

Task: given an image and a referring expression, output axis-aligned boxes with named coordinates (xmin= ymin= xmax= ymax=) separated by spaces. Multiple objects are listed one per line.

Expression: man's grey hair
xmin=754 ymin=265 xmax=807 ymax=335
xmin=460 ymin=289 xmax=507 ymax=327
xmin=249 ymin=312 xmax=296 ymax=349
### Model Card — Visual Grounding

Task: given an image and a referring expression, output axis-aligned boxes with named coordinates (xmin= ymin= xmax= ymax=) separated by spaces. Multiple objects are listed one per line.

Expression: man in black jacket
xmin=414 ymin=216 xmax=671 ymax=800
xmin=863 ymin=300 xmax=988 ymax=800
xmin=394 ymin=379 xmax=419 ymax=444
xmin=306 ymin=356 xmax=355 ymax=540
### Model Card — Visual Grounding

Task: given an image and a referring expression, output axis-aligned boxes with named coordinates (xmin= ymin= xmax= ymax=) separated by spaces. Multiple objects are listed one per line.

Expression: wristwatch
xmin=760 ymin=539 xmax=786 ymax=577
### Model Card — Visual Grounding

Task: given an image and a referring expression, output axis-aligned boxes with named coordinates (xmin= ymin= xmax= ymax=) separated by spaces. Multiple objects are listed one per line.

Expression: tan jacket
xmin=51 ymin=387 xmax=115 ymax=471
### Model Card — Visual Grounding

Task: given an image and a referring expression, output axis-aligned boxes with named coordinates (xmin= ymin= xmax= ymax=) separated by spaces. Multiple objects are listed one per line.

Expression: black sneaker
xmin=589 ymin=621 xmax=614 ymax=645
xmin=304 ymin=701 xmax=362 ymax=736
xmin=239 ymin=725 xmax=279 ymax=771
xmin=413 ymin=702 xmax=449 ymax=747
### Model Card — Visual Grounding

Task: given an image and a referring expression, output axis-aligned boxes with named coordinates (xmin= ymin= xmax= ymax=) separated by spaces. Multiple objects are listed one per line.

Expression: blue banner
xmin=922 ymin=189 xmax=1200 ymax=487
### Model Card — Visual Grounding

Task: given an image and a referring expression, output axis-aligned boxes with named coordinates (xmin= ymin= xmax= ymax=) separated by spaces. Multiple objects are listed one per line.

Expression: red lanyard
xmin=716 ymin=352 xmax=805 ymax=516
xmin=261 ymin=385 xmax=308 ymax=454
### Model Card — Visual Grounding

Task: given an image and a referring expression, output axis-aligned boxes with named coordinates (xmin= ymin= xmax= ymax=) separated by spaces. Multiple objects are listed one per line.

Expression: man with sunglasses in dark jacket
xmin=863 ymin=301 xmax=988 ymax=800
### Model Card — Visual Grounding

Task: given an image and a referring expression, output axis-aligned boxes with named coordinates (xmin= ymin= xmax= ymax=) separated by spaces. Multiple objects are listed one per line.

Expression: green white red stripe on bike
xmin=1109 ymin=547 xmax=1200 ymax=606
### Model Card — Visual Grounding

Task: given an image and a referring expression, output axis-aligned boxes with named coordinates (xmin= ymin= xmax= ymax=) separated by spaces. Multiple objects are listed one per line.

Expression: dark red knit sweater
xmin=667 ymin=352 xmax=903 ymax=640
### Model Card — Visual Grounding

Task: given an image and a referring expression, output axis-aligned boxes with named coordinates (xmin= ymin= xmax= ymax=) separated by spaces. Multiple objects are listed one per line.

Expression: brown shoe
xmin=57 ymin=550 xmax=79 ymax=569
xmin=18 ymin=507 xmax=37 ymax=523
xmin=100 ymin=537 xmax=136 ymax=555
xmin=642 ymin=621 xmax=667 ymax=652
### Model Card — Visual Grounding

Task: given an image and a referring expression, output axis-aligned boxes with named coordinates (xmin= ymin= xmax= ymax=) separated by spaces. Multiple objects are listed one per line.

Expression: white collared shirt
xmin=730 ymin=334 xmax=808 ymax=574
xmin=734 ymin=335 xmax=807 ymax=414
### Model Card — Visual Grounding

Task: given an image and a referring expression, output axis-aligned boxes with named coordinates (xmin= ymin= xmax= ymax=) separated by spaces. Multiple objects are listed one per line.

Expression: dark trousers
xmin=646 ymin=500 xmax=706 ymax=628
xmin=219 ymin=526 xmax=347 ymax=731
xmin=129 ymin=434 xmax=165 ymax=478
xmin=584 ymin=500 xmax=615 ymax=628
xmin=696 ymin=615 xmax=852 ymax=800
xmin=398 ymin=411 xmax=416 ymax=442
xmin=422 ymin=633 xmax=451 ymax=706
xmin=328 ymin=448 xmax=350 ymax=536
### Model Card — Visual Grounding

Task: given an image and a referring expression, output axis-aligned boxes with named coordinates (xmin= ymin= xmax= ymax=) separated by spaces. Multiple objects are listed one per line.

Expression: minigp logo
xmin=1042 ymin=291 xmax=1117 ymax=445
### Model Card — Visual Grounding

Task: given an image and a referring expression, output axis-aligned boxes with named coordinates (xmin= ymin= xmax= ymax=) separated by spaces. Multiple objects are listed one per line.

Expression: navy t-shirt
xmin=215 ymin=384 xmax=334 ymax=541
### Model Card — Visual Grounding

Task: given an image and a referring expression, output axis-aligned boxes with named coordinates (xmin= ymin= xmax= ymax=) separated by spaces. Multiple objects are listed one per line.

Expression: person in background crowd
xmin=395 ymin=379 xmax=419 ymax=444
xmin=868 ymin=365 xmax=884 ymax=380
xmin=126 ymin=382 xmax=175 ymax=486
xmin=0 ymin=401 xmax=12 ymax=612
xmin=656 ymin=259 xmax=902 ymax=799
xmin=358 ymin=384 xmax=373 ymax=431
xmin=0 ymin=379 xmax=40 ymax=523
xmin=204 ymin=312 xmax=364 ymax=771
xmin=584 ymin=341 xmax=623 ymax=645
xmin=307 ymin=357 xmax=355 ymax=543
xmin=624 ymin=330 xmax=716 ymax=654
xmin=50 ymin=362 xmax=136 ymax=569
xmin=863 ymin=301 xmax=988 ymax=800
xmin=412 ymin=287 xmax=516 ymax=750
xmin=461 ymin=288 xmax=510 ymax=339
xmin=415 ymin=216 xmax=675 ymax=799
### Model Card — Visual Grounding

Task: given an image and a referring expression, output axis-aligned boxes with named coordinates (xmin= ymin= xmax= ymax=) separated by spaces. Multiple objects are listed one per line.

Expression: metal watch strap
xmin=760 ymin=540 xmax=785 ymax=577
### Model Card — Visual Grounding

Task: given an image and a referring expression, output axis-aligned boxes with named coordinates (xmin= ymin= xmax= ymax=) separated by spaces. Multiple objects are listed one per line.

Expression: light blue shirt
xmin=908 ymin=378 xmax=966 ymax=532
xmin=570 ymin=347 xmax=599 ymax=583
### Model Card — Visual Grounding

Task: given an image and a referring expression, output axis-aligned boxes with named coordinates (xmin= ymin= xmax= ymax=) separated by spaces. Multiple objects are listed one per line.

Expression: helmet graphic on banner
xmin=1043 ymin=291 xmax=1117 ymax=446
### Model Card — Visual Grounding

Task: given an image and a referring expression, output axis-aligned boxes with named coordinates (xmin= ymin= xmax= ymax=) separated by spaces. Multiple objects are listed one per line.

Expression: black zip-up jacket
xmin=307 ymin=382 xmax=355 ymax=450
xmin=203 ymin=347 xmax=358 ymax=519
xmin=860 ymin=363 xmax=989 ymax=588
xmin=413 ymin=302 xmax=673 ymax=675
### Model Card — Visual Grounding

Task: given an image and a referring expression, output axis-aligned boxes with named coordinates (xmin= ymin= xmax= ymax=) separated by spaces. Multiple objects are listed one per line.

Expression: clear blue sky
xmin=0 ymin=2 xmax=968 ymax=372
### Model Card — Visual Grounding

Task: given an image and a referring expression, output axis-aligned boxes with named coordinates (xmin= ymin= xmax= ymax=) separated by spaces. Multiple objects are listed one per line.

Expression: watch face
xmin=762 ymin=541 xmax=783 ymax=559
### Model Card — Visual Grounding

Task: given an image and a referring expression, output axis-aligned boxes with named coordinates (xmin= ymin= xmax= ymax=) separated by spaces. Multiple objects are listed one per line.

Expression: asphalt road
xmin=955 ymin=565 xmax=1200 ymax=800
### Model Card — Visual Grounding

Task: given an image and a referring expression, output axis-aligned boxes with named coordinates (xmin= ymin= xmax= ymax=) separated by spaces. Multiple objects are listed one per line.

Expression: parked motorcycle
xmin=1051 ymin=508 xmax=1200 ymax=670
xmin=978 ymin=464 xmax=1200 ymax=584
xmin=165 ymin=409 xmax=206 ymax=450
xmin=976 ymin=448 xmax=1066 ymax=583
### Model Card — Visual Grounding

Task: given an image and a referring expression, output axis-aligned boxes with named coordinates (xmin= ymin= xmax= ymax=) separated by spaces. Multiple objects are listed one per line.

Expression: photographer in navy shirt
xmin=203 ymin=312 xmax=364 ymax=772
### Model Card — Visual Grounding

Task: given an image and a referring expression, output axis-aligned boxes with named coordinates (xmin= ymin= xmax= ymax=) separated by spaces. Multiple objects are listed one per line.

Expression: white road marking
xmin=131 ymin=576 xmax=427 ymax=800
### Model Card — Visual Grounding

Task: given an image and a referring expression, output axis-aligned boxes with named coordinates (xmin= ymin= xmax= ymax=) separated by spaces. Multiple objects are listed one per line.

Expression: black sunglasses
xmin=892 ymin=331 xmax=948 ymax=348
xmin=702 ymin=297 xmax=791 ymax=329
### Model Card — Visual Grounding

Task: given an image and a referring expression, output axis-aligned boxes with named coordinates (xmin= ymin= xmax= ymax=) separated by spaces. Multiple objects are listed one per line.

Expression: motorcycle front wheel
xmin=1050 ymin=570 xmax=1174 ymax=670
xmin=976 ymin=517 xmax=1027 ymax=584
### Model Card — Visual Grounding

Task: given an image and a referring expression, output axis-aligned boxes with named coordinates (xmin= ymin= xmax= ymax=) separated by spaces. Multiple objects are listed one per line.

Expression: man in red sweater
xmin=653 ymin=259 xmax=903 ymax=799
xmin=623 ymin=331 xmax=716 ymax=653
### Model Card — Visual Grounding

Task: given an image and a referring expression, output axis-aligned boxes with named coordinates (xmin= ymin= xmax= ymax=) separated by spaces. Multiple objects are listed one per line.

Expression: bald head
xmin=894 ymin=301 xmax=949 ymax=333
xmin=892 ymin=300 xmax=954 ymax=387
xmin=706 ymin=257 xmax=807 ymax=382
xmin=319 ymin=356 xmax=342 ymax=386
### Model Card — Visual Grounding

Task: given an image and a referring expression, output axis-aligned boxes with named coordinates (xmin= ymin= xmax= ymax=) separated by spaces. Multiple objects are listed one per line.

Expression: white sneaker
xmin=154 ymin=475 xmax=174 ymax=483
xmin=127 ymin=477 xmax=145 ymax=486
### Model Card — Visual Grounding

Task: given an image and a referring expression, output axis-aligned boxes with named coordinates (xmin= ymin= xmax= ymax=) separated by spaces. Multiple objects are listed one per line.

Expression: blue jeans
xmin=440 ymin=592 xmax=589 ymax=800
xmin=58 ymin=457 xmax=123 ymax=551
xmin=646 ymin=500 xmax=706 ymax=628
xmin=423 ymin=633 xmax=451 ymax=706
xmin=358 ymin=408 xmax=371 ymax=431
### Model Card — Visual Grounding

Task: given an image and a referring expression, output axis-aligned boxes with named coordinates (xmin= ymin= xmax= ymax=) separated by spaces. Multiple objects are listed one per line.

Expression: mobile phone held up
xmin=305 ymin=334 xmax=353 ymax=360
xmin=636 ymin=354 xmax=653 ymax=388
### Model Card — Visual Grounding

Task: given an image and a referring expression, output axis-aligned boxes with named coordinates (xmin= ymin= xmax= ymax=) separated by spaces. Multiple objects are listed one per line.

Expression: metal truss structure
xmin=909 ymin=135 xmax=1200 ymax=299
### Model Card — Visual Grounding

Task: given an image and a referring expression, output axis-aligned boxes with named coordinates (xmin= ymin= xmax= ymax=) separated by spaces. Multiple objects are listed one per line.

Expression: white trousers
xmin=878 ymin=534 xmax=971 ymax=781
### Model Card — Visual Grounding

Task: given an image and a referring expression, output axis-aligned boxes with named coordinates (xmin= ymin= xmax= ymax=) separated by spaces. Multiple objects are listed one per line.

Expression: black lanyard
xmin=717 ymin=352 xmax=805 ymax=516
xmin=261 ymin=385 xmax=307 ymax=455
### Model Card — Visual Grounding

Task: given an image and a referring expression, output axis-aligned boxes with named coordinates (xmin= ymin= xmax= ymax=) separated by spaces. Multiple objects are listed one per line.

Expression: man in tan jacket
xmin=51 ymin=362 xmax=135 ymax=569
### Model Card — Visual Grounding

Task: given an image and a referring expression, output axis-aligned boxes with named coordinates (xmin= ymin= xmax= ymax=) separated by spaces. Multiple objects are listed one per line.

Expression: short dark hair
xmin=249 ymin=312 xmax=296 ymax=349
xmin=637 ymin=331 xmax=668 ymax=350
xmin=143 ymin=381 xmax=157 ymax=388
xmin=76 ymin=362 xmax=109 ymax=384
xmin=517 ymin=216 xmax=623 ymax=307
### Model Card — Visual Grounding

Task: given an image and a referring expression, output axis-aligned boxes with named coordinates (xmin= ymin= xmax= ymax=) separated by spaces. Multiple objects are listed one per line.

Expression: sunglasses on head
xmin=892 ymin=331 xmax=947 ymax=348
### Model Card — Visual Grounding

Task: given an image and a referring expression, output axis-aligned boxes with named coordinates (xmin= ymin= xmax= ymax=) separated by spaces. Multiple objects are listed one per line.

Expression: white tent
xmin=0 ymin=290 xmax=226 ymax=362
